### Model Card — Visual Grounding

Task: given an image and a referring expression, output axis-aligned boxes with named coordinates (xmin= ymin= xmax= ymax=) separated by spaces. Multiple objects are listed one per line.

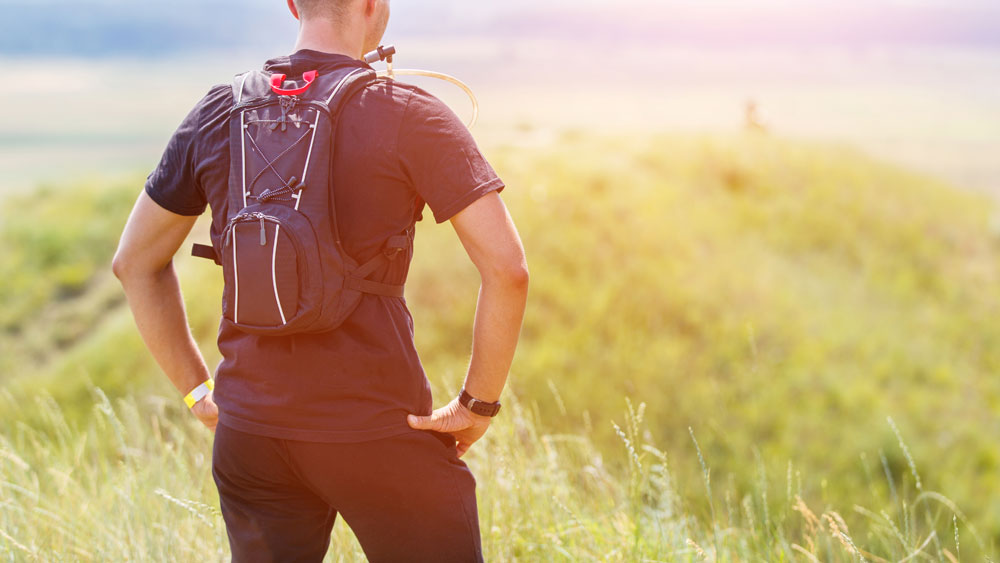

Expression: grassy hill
xmin=1 ymin=132 xmax=998 ymax=560
xmin=415 ymin=131 xmax=1000 ymax=528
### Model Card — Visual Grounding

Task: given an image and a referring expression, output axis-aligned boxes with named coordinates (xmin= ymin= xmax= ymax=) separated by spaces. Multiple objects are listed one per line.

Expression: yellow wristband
xmin=183 ymin=379 xmax=215 ymax=408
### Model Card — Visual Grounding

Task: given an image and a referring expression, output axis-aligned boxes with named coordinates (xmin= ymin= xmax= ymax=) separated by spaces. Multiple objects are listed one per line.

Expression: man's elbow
xmin=508 ymin=262 xmax=530 ymax=289
xmin=111 ymin=251 xmax=128 ymax=281
xmin=111 ymin=250 xmax=150 ymax=283
xmin=484 ymin=259 xmax=529 ymax=290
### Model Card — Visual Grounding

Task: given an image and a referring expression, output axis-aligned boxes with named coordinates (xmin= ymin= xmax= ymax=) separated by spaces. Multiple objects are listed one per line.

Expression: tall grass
xmin=0 ymin=385 xmax=988 ymax=561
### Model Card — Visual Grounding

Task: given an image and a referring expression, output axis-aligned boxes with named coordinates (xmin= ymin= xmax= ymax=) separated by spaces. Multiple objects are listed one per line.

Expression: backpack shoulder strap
xmin=231 ymin=70 xmax=274 ymax=106
xmin=190 ymin=70 xmax=260 ymax=266
xmin=232 ymin=71 xmax=251 ymax=104
xmin=324 ymin=67 xmax=375 ymax=107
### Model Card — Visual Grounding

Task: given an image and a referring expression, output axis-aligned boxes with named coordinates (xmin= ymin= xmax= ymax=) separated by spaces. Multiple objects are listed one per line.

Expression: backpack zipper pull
xmin=259 ymin=217 xmax=267 ymax=246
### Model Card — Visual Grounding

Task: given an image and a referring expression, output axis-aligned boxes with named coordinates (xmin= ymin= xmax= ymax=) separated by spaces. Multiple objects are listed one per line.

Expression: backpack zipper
xmin=224 ymin=211 xmax=280 ymax=246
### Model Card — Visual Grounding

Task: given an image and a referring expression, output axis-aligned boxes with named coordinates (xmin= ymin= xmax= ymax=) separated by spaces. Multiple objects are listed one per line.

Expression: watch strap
xmin=458 ymin=388 xmax=502 ymax=417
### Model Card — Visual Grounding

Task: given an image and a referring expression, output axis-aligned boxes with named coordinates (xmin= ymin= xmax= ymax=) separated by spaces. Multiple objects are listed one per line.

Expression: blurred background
xmin=2 ymin=0 xmax=999 ymax=560
xmin=2 ymin=0 xmax=999 ymax=194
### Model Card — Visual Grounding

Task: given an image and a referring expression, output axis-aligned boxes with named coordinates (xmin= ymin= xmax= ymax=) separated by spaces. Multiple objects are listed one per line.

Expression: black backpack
xmin=191 ymin=64 xmax=412 ymax=335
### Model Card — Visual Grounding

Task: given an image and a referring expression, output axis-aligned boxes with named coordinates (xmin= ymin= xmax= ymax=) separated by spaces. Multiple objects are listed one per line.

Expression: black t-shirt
xmin=145 ymin=50 xmax=504 ymax=442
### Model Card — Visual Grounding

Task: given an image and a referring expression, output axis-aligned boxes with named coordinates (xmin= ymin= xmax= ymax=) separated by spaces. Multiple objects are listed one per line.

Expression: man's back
xmin=145 ymin=49 xmax=505 ymax=442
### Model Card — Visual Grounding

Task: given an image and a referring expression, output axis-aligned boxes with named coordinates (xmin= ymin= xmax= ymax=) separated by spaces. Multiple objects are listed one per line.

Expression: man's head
xmin=287 ymin=0 xmax=390 ymax=56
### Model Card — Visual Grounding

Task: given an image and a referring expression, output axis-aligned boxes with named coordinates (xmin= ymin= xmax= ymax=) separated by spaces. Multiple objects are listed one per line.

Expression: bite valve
xmin=363 ymin=44 xmax=396 ymax=64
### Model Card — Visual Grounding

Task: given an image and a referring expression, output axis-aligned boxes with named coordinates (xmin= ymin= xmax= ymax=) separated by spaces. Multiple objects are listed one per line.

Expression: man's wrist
xmin=183 ymin=379 xmax=214 ymax=408
xmin=458 ymin=387 xmax=502 ymax=417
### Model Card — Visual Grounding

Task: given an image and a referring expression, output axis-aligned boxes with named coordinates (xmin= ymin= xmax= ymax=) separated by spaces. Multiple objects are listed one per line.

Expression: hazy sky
xmin=1 ymin=0 xmax=999 ymax=57
xmin=388 ymin=0 xmax=1000 ymax=47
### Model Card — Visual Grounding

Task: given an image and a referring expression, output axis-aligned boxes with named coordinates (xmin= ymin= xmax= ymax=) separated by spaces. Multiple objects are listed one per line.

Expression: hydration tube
xmin=363 ymin=44 xmax=479 ymax=129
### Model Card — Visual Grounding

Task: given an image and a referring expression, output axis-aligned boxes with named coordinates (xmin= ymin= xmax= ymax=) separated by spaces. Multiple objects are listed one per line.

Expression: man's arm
xmin=112 ymin=190 xmax=218 ymax=431
xmin=407 ymin=190 xmax=529 ymax=456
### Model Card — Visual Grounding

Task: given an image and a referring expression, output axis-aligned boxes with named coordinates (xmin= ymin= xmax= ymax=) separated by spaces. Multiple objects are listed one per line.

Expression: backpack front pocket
xmin=221 ymin=209 xmax=315 ymax=330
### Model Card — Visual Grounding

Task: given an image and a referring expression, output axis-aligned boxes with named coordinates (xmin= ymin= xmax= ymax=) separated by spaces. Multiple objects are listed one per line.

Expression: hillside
xmin=1 ymin=132 xmax=998 ymax=558
xmin=416 ymin=132 xmax=1000 ymax=532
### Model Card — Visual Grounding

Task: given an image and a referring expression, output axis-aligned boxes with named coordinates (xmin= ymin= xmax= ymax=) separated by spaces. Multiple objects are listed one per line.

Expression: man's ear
xmin=287 ymin=0 xmax=300 ymax=20
xmin=364 ymin=0 xmax=377 ymax=17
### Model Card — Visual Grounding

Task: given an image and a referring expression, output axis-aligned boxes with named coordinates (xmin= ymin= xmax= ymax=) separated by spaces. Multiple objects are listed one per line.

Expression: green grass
xmin=2 ymin=132 xmax=999 ymax=560
xmin=0 ymin=387 xmax=984 ymax=561
xmin=0 ymin=180 xmax=137 ymax=377
xmin=411 ymin=133 xmax=1000 ymax=548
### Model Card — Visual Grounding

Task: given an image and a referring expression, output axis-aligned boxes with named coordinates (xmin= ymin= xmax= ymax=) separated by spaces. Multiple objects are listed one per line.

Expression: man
xmin=111 ymin=0 xmax=529 ymax=560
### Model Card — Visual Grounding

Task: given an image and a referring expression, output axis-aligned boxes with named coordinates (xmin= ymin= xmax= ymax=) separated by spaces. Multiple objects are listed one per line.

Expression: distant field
xmin=1 ymin=45 xmax=999 ymax=196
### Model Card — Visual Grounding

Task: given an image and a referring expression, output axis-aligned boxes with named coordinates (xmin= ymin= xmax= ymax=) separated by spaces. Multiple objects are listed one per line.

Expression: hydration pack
xmin=191 ymin=65 xmax=412 ymax=336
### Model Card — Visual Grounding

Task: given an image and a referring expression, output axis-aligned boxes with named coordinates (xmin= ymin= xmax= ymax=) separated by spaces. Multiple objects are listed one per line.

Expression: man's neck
xmin=291 ymin=18 xmax=365 ymax=59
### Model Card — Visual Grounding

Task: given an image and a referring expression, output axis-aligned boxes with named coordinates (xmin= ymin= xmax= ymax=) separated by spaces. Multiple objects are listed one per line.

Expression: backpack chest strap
xmin=344 ymin=276 xmax=404 ymax=298
xmin=192 ymin=242 xmax=221 ymax=265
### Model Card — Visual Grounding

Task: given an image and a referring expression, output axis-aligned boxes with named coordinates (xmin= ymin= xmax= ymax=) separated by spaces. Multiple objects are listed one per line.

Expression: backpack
xmin=191 ymin=64 xmax=413 ymax=336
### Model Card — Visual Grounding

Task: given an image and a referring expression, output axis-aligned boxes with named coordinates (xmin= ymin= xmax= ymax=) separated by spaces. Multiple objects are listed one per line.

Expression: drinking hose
xmin=364 ymin=44 xmax=479 ymax=129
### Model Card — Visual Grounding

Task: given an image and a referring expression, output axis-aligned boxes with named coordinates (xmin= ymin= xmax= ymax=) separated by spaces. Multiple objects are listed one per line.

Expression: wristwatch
xmin=458 ymin=388 xmax=502 ymax=417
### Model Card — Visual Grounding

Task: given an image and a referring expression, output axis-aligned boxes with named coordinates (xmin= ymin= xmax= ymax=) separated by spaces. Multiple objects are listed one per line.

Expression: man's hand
xmin=409 ymin=191 xmax=526 ymax=459
xmin=190 ymin=391 xmax=219 ymax=432
xmin=407 ymin=398 xmax=492 ymax=457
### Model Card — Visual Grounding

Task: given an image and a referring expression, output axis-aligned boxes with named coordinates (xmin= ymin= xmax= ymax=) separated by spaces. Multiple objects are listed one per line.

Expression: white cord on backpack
xmin=364 ymin=45 xmax=479 ymax=129
xmin=376 ymin=69 xmax=479 ymax=130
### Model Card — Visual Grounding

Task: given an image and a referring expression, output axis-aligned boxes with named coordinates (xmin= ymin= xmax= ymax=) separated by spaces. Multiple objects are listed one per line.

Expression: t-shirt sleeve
xmin=396 ymin=88 xmax=504 ymax=224
xmin=144 ymin=85 xmax=228 ymax=216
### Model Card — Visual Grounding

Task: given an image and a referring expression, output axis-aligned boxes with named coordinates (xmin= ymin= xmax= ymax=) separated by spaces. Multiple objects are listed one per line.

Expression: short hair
xmin=293 ymin=0 xmax=353 ymax=20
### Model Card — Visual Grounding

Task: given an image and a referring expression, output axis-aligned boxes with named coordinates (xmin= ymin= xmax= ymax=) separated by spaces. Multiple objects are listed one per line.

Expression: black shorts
xmin=211 ymin=422 xmax=483 ymax=562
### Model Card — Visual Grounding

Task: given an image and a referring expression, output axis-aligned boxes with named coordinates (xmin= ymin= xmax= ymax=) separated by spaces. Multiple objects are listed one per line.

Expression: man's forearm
xmin=461 ymin=273 xmax=529 ymax=403
xmin=117 ymin=261 xmax=212 ymax=397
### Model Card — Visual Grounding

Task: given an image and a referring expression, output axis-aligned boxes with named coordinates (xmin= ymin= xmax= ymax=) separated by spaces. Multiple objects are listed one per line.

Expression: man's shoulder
xmin=197 ymin=82 xmax=235 ymax=113
xmin=358 ymin=79 xmax=452 ymax=116
xmin=206 ymin=81 xmax=234 ymax=99
xmin=175 ymin=82 xmax=235 ymax=135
